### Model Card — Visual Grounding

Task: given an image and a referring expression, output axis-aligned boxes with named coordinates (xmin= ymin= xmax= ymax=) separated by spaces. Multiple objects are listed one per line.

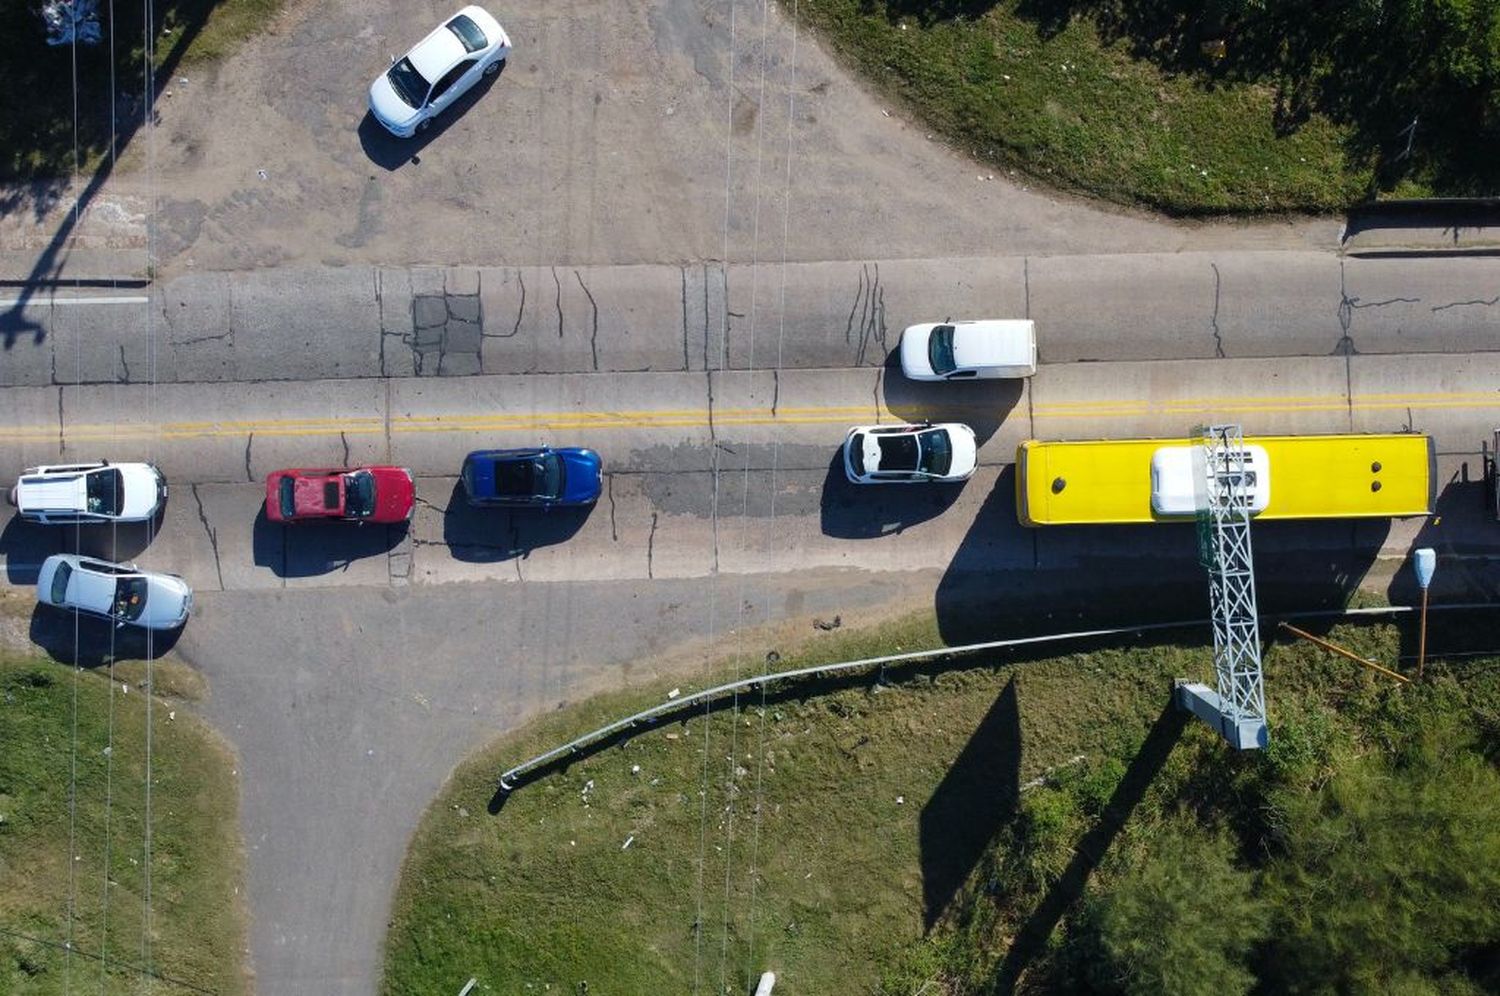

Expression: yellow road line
xmin=0 ymin=389 xmax=1494 ymax=445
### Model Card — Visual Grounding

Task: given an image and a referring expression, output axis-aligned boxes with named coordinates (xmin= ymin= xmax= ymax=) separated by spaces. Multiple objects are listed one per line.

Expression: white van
xmin=898 ymin=319 xmax=1037 ymax=380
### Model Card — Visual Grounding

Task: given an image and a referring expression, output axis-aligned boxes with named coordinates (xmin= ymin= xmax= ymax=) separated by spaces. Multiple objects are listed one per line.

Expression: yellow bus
xmin=1016 ymin=433 xmax=1436 ymax=527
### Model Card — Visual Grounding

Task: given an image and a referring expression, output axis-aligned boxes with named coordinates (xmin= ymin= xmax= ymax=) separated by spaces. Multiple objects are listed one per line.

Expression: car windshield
xmin=85 ymin=467 xmax=125 ymax=516
xmin=386 ymin=57 xmax=430 ymax=108
xmin=877 ymin=434 xmax=920 ymax=472
xmin=445 ymin=13 xmax=488 ymax=52
xmin=113 ymin=577 xmax=148 ymax=622
xmin=50 ymin=562 xmax=73 ymax=604
xmin=916 ymin=429 xmax=953 ymax=476
xmin=344 ymin=471 xmax=376 ymax=517
xmin=278 ymin=477 xmax=296 ymax=518
xmin=847 ymin=434 xmax=867 ymax=477
xmin=927 ymin=325 xmax=958 ymax=375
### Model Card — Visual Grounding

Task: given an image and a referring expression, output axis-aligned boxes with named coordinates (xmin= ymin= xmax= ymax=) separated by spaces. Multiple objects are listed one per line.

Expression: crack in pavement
xmin=606 ymin=474 xmax=618 ymax=541
xmin=1334 ymin=262 xmax=1358 ymax=357
xmin=1431 ymin=295 xmax=1500 ymax=312
xmin=1209 ymin=262 xmax=1225 ymax=358
xmin=118 ymin=344 xmax=131 ymax=382
xmin=647 ymin=511 xmax=658 ymax=578
xmin=191 ymin=484 xmax=225 ymax=590
xmin=244 ymin=433 xmax=254 ymax=482
xmin=574 ymin=269 xmax=600 ymax=371
xmin=771 ymin=368 xmax=779 ymax=416
xmin=680 ymin=265 xmax=691 ymax=371
xmin=850 ymin=262 xmax=887 ymax=367
xmin=56 ymin=389 xmax=64 ymax=453
xmin=1024 ymin=257 xmax=1031 ymax=318
xmin=552 ymin=267 xmax=563 ymax=339
xmin=340 ymin=432 xmax=350 ymax=467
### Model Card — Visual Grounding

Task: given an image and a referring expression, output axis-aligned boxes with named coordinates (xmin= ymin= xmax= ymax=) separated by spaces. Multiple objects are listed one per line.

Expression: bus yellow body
xmin=1016 ymin=434 xmax=1436 ymax=526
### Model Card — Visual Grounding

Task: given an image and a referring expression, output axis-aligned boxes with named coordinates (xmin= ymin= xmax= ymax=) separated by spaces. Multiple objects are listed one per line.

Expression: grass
xmin=0 ymin=0 xmax=284 ymax=183
xmin=0 ymin=654 xmax=247 ymax=994
xmin=796 ymin=1 xmax=1378 ymax=214
xmin=380 ymin=609 xmax=1500 ymax=994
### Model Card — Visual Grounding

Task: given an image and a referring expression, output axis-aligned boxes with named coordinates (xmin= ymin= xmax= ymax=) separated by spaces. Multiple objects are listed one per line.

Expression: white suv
xmin=8 ymin=462 xmax=166 ymax=524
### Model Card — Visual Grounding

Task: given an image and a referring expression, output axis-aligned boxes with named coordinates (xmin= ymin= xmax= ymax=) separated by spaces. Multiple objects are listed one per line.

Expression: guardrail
xmin=495 ymin=602 xmax=1493 ymax=792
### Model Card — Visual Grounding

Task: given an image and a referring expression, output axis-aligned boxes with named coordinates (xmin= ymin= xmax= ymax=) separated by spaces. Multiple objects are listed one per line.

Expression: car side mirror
xmin=116 ymin=619 xmax=127 ymax=629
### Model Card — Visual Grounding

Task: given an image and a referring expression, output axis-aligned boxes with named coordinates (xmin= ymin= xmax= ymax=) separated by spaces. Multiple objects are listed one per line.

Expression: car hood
xmin=117 ymin=464 xmax=163 ymax=520
xmin=945 ymin=424 xmax=979 ymax=477
xmin=899 ymin=324 xmax=936 ymax=377
xmin=558 ymin=449 xmax=603 ymax=503
xmin=369 ymin=72 xmax=420 ymax=130
xmin=139 ymin=574 xmax=192 ymax=629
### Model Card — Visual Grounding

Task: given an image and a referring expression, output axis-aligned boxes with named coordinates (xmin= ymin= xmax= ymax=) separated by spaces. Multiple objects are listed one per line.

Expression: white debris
xmin=667 ymin=688 xmax=680 ymax=699
xmin=621 ymin=835 xmax=634 ymax=850
xmin=896 ymin=795 xmax=905 ymax=805
xmin=631 ymin=765 xmax=640 ymax=775
xmin=257 ymin=169 xmax=269 ymax=180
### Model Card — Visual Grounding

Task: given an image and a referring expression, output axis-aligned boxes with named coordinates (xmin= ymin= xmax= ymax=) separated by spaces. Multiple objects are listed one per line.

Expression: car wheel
xmin=416 ymin=119 xmax=431 ymax=134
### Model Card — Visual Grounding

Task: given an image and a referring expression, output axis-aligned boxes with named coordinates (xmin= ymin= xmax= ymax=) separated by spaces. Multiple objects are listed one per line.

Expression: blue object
xmin=461 ymin=448 xmax=603 ymax=507
xmin=1414 ymin=547 xmax=1437 ymax=589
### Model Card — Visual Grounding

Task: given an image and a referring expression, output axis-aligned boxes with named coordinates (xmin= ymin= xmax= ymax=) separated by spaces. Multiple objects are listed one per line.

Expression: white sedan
xmin=843 ymin=423 xmax=978 ymax=484
xmin=369 ymin=6 xmax=512 ymax=138
xmin=898 ymin=319 xmax=1038 ymax=380
xmin=37 ymin=554 xmax=193 ymax=631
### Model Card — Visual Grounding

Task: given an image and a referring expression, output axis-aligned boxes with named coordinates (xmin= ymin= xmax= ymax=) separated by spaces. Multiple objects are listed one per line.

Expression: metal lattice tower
xmin=1176 ymin=424 xmax=1269 ymax=749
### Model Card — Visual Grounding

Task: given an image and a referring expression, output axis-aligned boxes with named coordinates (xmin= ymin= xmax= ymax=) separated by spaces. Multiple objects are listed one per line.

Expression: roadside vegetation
xmin=799 ymin=0 xmax=1500 ymax=214
xmin=0 ymin=0 xmax=284 ymax=182
xmin=0 ymin=654 xmax=246 ymax=994
xmin=382 ymin=610 xmax=1500 ymax=994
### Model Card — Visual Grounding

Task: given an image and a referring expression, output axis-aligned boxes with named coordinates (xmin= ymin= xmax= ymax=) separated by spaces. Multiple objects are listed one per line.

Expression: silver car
xmin=36 ymin=554 xmax=193 ymax=631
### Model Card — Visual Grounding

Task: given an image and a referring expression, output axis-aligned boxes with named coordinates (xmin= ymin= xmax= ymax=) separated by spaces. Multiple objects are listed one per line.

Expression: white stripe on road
xmin=0 ymin=295 xmax=149 ymax=307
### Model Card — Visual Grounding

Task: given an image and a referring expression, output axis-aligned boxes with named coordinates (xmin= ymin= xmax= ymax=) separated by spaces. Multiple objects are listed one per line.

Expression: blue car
xmin=461 ymin=447 xmax=603 ymax=508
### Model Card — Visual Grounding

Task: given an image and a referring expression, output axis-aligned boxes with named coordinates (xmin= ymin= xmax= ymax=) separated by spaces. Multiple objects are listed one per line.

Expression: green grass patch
xmin=796 ymin=0 xmax=1480 ymax=213
xmin=0 ymin=0 xmax=284 ymax=182
xmin=0 ymin=655 xmax=247 ymax=994
xmin=382 ymin=611 xmax=1500 ymax=994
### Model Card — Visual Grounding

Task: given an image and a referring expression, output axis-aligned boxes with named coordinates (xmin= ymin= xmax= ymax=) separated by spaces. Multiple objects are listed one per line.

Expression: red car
xmin=264 ymin=467 xmax=415 ymax=524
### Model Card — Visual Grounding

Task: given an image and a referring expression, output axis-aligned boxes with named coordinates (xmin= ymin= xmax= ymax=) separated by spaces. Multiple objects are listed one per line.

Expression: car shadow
xmin=1 ymin=514 xmax=64 ymax=584
xmin=440 ymin=479 xmax=593 ymax=562
xmin=357 ymin=68 xmax=502 ymax=171
xmin=29 ymin=603 xmax=182 ymax=666
xmin=251 ymin=506 xmax=410 ymax=578
xmin=0 ymin=502 xmax=167 ymax=585
xmin=819 ymin=449 xmax=966 ymax=540
xmin=880 ymin=348 xmax=1023 ymax=447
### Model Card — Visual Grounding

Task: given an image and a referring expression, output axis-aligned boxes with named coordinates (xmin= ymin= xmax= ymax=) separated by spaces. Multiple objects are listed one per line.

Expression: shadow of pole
xmin=992 ymin=697 xmax=1188 ymax=994
xmin=2 ymin=1 xmax=223 ymax=348
xmin=920 ymin=676 xmax=1021 ymax=930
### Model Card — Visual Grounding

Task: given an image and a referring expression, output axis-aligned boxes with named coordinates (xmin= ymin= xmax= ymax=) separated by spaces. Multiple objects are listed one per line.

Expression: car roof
xmin=64 ymin=560 xmax=121 ymax=614
xmin=951 ymin=320 xmax=1035 ymax=370
xmin=407 ymin=21 xmax=469 ymax=83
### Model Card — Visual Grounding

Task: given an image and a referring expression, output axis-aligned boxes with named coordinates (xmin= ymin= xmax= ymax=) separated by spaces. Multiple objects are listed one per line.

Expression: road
xmin=4 ymin=255 xmax=1500 ymax=993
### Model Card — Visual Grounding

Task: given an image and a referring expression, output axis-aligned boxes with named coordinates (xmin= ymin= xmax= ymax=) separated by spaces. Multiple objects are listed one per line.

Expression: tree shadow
xmin=920 ymin=675 xmax=1021 ymax=930
xmin=819 ymin=448 xmax=966 ymax=539
xmin=357 ymin=70 xmax=502 ymax=172
xmin=1 ymin=0 xmax=228 ymax=347
xmin=992 ymin=698 xmax=1188 ymax=993
xmin=440 ymin=479 xmax=592 ymax=563
xmin=29 ymin=602 xmax=183 ymax=666
xmin=880 ymin=347 xmax=1023 ymax=448
xmin=250 ymin=505 xmax=409 ymax=578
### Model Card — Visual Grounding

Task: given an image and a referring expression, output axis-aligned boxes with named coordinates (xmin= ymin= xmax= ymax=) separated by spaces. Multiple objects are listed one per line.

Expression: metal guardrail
xmin=496 ymin=601 xmax=1494 ymax=792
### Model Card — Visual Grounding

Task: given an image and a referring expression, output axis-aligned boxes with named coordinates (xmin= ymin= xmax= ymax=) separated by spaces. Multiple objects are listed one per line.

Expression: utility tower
xmin=1176 ymin=424 xmax=1269 ymax=749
